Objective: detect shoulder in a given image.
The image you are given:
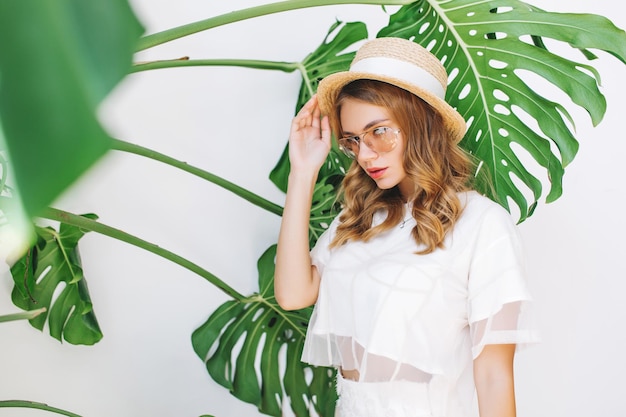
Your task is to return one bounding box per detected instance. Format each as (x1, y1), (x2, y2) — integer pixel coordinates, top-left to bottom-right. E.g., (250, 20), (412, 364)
(454, 191), (520, 247)
(458, 191), (516, 226)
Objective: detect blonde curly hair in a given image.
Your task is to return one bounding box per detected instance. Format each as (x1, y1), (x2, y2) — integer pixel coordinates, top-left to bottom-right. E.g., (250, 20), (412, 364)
(328, 80), (474, 254)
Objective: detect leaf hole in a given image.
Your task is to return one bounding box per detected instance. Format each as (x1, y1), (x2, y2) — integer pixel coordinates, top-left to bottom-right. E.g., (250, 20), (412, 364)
(510, 141), (550, 204)
(474, 160), (484, 177)
(506, 195), (522, 223)
(485, 32), (508, 40)
(304, 367), (314, 385)
(36, 265), (52, 285)
(419, 22), (430, 34)
(254, 333), (266, 388)
(458, 83), (472, 100)
(575, 65), (599, 81)
(488, 59), (508, 70)
(49, 281), (67, 315)
(277, 343), (288, 384)
(510, 104), (553, 142)
(469, 29), (478, 37)
(466, 115), (475, 130)
(229, 331), (248, 382)
(493, 89), (510, 102)
(252, 308), (265, 322)
(494, 104), (511, 115)
(448, 67), (459, 83)
(498, 128), (510, 137)
(475, 129), (483, 142)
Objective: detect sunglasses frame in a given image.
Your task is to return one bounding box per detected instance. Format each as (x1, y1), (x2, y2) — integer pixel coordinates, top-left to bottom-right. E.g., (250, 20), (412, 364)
(338, 126), (401, 159)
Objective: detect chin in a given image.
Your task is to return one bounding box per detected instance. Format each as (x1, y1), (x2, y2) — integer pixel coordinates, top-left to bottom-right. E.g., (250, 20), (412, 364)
(373, 179), (399, 190)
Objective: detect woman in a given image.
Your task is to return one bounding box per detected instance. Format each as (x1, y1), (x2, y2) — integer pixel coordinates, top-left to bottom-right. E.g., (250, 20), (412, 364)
(275, 37), (537, 417)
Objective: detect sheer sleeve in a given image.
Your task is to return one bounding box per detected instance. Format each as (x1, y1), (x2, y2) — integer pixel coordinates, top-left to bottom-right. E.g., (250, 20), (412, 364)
(467, 204), (540, 359)
(309, 213), (341, 277)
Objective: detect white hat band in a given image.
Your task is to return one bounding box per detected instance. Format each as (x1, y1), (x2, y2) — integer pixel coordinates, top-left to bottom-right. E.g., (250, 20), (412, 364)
(350, 56), (446, 99)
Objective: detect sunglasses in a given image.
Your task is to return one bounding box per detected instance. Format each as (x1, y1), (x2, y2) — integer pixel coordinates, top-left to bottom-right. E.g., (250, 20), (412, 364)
(337, 126), (401, 159)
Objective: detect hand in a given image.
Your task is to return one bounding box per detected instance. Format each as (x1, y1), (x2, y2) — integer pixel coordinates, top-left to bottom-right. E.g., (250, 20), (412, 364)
(288, 95), (331, 174)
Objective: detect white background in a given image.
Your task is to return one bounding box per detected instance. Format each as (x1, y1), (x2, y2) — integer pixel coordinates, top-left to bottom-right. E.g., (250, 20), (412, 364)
(1, 1), (625, 416)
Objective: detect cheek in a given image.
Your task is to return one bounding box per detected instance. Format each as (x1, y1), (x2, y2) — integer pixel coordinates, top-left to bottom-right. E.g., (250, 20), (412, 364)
(392, 139), (407, 166)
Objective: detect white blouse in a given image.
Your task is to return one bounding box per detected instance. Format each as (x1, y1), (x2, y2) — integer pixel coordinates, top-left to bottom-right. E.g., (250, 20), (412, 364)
(302, 191), (539, 416)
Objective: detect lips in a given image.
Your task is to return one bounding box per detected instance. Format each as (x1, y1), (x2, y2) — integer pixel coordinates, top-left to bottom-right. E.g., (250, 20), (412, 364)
(367, 167), (387, 179)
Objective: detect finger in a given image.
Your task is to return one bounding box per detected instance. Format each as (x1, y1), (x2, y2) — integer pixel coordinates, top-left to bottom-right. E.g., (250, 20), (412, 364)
(292, 104), (311, 125)
(311, 100), (321, 130)
(320, 115), (332, 147)
(299, 95), (316, 116)
(291, 95), (317, 134)
(291, 112), (308, 138)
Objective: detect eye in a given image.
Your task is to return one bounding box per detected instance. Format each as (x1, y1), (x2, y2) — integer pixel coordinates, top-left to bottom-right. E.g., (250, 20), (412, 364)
(372, 126), (390, 137)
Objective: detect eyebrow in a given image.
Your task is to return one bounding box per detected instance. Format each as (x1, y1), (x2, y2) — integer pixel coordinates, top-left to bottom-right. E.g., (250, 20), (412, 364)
(342, 118), (390, 136)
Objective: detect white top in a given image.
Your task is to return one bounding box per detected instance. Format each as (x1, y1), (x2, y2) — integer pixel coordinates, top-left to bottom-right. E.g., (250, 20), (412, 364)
(302, 191), (539, 416)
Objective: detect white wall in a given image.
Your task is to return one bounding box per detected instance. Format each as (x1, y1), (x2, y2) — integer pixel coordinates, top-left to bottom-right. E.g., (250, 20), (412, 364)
(1, 1), (625, 416)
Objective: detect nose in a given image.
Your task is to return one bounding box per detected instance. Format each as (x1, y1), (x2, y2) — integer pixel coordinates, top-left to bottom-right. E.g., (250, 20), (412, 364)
(357, 141), (378, 161)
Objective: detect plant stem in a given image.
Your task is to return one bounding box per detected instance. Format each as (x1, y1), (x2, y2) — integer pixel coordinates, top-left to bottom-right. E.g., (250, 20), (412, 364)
(131, 58), (299, 74)
(136, 0), (415, 51)
(110, 139), (283, 217)
(0, 307), (46, 323)
(0, 400), (82, 417)
(40, 208), (246, 302)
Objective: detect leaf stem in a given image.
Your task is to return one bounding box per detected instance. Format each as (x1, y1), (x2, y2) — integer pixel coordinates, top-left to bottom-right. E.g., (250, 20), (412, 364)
(131, 58), (300, 74)
(40, 208), (246, 302)
(136, 0), (415, 51)
(0, 307), (47, 323)
(110, 139), (283, 217)
(0, 400), (82, 417)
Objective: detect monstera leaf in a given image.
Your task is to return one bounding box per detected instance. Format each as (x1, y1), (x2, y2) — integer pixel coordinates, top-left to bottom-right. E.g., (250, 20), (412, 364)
(192, 245), (337, 417)
(378, 0), (626, 220)
(271, 1), (626, 222)
(0, 0), (143, 221)
(309, 174), (343, 247)
(10, 214), (102, 345)
(269, 20), (361, 195)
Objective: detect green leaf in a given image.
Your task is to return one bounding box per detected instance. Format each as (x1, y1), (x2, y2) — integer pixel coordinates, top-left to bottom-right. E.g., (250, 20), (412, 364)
(268, 21), (359, 247)
(269, 20), (365, 194)
(192, 245), (337, 417)
(309, 174), (343, 247)
(0, 400), (83, 417)
(0, 0), (144, 220)
(10, 214), (102, 345)
(377, 0), (626, 221)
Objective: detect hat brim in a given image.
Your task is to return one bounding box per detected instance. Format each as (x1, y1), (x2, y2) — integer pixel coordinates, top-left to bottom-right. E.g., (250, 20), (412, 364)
(316, 71), (467, 143)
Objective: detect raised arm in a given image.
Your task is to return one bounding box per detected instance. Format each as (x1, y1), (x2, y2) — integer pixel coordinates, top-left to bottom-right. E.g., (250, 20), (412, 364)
(274, 95), (331, 311)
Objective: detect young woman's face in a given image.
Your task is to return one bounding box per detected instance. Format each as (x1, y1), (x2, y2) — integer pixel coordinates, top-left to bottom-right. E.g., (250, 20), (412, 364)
(339, 98), (414, 199)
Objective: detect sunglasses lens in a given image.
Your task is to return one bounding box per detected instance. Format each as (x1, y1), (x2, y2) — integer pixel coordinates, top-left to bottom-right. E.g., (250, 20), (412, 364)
(338, 138), (358, 159)
(369, 127), (397, 153)
(338, 127), (398, 159)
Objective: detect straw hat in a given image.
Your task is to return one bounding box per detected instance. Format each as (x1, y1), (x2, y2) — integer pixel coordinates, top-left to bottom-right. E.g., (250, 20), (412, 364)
(316, 37), (466, 143)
